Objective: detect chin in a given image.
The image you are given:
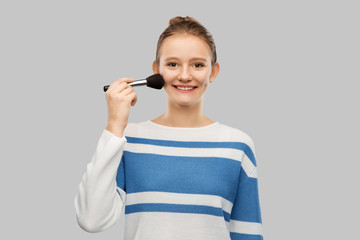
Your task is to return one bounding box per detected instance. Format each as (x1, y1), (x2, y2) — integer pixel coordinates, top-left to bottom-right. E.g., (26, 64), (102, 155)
(177, 102), (193, 107)
(172, 98), (202, 107)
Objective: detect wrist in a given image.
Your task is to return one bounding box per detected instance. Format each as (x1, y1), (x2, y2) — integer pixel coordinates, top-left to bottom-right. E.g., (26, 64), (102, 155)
(105, 123), (126, 138)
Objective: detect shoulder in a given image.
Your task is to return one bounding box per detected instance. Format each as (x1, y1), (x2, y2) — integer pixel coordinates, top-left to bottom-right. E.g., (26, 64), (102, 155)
(123, 121), (147, 137)
(216, 123), (253, 142)
(216, 122), (256, 154)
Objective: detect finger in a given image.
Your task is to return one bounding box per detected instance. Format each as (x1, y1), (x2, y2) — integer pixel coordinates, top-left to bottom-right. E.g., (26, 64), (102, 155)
(123, 78), (135, 84)
(129, 92), (137, 106)
(106, 78), (134, 94)
(120, 86), (134, 96)
(109, 82), (132, 96)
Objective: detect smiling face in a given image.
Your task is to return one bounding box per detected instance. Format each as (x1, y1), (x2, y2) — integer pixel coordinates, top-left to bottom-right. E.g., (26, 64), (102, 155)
(153, 33), (220, 108)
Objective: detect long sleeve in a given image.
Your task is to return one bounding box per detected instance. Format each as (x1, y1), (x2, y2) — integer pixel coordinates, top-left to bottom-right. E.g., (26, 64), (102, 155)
(74, 129), (128, 233)
(230, 138), (263, 239)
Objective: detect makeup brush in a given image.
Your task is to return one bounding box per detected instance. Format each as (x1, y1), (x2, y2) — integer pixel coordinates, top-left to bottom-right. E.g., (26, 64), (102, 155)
(103, 74), (164, 92)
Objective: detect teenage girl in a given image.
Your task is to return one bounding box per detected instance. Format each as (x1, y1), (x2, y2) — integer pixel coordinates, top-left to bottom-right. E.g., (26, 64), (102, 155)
(75, 16), (263, 240)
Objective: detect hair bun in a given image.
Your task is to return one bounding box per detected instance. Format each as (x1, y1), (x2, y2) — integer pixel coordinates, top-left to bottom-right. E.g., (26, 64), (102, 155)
(169, 16), (198, 26)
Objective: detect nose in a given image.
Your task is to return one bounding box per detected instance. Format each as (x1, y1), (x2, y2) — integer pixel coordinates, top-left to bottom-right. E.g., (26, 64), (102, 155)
(178, 66), (192, 82)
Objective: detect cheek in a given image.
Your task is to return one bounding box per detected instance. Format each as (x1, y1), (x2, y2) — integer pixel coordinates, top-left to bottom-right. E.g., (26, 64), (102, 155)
(196, 72), (212, 85)
(159, 69), (177, 85)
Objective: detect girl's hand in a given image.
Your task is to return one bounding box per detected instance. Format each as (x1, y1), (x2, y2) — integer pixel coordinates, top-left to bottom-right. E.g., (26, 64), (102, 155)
(104, 77), (138, 137)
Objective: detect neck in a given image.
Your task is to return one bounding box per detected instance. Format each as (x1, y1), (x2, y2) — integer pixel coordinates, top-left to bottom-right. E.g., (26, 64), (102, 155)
(153, 99), (214, 128)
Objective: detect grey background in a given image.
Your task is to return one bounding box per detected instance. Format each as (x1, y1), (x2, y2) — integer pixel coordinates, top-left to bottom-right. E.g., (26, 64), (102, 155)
(1, 0), (359, 239)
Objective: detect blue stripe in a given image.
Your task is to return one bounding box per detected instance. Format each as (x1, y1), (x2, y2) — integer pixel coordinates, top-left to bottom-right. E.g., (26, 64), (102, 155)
(125, 203), (226, 218)
(230, 232), (263, 240)
(125, 136), (257, 166)
(231, 178), (262, 223)
(243, 145), (256, 167)
(239, 167), (248, 184)
(116, 155), (126, 192)
(123, 152), (240, 202)
(223, 210), (231, 222)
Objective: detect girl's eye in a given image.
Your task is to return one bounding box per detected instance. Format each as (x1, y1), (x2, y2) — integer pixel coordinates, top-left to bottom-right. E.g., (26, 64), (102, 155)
(167, 62), (177, 67)
(194, 63), (204, 68)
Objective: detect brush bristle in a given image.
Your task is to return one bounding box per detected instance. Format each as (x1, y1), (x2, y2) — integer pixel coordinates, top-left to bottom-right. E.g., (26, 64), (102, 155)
(146, 74), (165, 89)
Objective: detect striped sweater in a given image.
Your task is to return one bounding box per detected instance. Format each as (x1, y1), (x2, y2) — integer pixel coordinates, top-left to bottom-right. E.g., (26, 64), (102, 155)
(74, 120), (263, 239)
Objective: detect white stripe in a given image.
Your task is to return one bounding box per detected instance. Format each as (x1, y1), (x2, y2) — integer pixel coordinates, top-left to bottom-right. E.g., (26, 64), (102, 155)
(126, 191), (233, 214)
(230, 219), (262, 235)
(241, 154), (257, 178)
(250, 168), (258, 178)
(125, 212), (232, 239)
(125, 121), (252, 143)
(124, 143), (244, 162)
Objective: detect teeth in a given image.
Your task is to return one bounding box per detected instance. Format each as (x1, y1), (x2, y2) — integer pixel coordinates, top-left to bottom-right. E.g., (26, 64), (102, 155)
(176, 86), (194, 90)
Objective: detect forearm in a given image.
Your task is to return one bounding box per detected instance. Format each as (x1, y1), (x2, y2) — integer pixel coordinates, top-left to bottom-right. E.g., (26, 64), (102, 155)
(74, 129), (127, 233)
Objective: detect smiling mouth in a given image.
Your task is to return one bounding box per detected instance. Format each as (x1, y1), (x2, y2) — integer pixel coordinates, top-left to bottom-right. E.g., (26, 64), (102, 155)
(173, 85), (198, 91)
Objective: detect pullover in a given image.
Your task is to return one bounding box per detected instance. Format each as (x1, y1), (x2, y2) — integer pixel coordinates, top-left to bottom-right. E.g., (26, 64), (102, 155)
(74, 120), (263, 239)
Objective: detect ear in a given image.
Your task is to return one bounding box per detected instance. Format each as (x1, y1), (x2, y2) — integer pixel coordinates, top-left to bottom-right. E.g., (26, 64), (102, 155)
(209, 62), (220, 83)
(152, 61), (160, 74)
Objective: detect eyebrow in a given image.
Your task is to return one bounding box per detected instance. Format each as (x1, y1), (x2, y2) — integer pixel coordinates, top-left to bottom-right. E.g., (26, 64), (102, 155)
(164, 57), (208, 62)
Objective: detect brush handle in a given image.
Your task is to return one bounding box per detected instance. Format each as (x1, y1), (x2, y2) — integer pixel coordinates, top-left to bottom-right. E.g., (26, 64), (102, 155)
(103, 79), (146, 92)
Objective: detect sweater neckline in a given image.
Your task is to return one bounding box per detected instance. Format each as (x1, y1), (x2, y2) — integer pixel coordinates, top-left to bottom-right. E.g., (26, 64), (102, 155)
(146, 120), (219, 130)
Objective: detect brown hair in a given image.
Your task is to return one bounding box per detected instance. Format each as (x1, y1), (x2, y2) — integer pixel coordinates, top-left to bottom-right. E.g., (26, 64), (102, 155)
(155, 16), (217, 67)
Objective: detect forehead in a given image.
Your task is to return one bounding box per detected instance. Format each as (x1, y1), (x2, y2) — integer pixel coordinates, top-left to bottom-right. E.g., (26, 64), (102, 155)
(159, 34), (212, 61)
